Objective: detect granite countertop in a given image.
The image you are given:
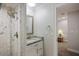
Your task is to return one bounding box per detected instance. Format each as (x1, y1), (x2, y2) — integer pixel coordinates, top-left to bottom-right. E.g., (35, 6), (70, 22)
(26, 37), (43, 46)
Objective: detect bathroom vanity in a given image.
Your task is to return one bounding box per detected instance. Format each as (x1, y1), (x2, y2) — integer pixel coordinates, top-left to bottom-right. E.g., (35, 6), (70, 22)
(25, 36), (44, 56)
(26, 15), (44, 56)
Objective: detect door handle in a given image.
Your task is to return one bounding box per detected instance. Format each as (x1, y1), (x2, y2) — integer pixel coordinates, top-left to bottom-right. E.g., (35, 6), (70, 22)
(14, 32), (18, 38)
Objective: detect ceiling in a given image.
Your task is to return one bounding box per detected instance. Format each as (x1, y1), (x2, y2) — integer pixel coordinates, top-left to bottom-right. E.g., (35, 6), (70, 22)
(1, 3), (19, 10)
(56, 3), (79, 17)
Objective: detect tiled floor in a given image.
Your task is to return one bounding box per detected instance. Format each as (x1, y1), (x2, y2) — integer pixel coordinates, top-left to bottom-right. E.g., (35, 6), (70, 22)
(58, 42), (79, 56)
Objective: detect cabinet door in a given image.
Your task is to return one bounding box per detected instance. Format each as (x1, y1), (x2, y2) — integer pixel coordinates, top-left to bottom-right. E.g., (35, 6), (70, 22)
(25, 44), (38, 56)
(37, 41), (43, 56)
(25, 41), (43, 56)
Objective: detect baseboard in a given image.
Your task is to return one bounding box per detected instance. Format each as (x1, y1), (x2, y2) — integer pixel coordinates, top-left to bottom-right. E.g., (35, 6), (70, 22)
(67, 48), (79, 54)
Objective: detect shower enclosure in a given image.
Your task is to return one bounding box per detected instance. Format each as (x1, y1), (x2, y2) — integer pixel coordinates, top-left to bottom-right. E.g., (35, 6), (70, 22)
(0, 3), (26, 56)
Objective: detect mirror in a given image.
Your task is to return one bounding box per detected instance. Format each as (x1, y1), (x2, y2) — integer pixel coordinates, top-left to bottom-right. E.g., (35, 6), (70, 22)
(26, 15), (34, 35)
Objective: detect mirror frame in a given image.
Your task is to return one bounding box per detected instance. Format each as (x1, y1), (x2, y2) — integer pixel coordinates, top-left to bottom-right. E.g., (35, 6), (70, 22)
(27, 15), (34, 35)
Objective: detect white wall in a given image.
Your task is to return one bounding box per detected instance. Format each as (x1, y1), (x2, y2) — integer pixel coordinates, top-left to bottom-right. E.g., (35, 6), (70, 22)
(68, 10), (79, 52)
(27, 6), (35, 16)
(34, 3), (57, 56)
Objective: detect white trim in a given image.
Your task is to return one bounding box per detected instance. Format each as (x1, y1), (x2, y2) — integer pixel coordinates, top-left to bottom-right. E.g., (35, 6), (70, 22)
(67, 48), (79, 54)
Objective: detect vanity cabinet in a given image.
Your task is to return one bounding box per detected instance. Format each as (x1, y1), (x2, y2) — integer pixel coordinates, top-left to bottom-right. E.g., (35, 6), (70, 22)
(25, 40), (43, 56)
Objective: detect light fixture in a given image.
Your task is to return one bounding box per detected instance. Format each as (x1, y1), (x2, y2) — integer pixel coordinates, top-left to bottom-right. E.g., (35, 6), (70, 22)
(58, 16), (66, 21)
(58, 13), (66, 20)
(58, 29), (64, 35)
(27, 3), (36, 7)
(61, 16), (66, 20)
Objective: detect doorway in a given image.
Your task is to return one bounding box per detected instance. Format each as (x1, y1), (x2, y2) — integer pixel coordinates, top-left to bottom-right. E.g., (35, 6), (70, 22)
(56, 3), (79, 56)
